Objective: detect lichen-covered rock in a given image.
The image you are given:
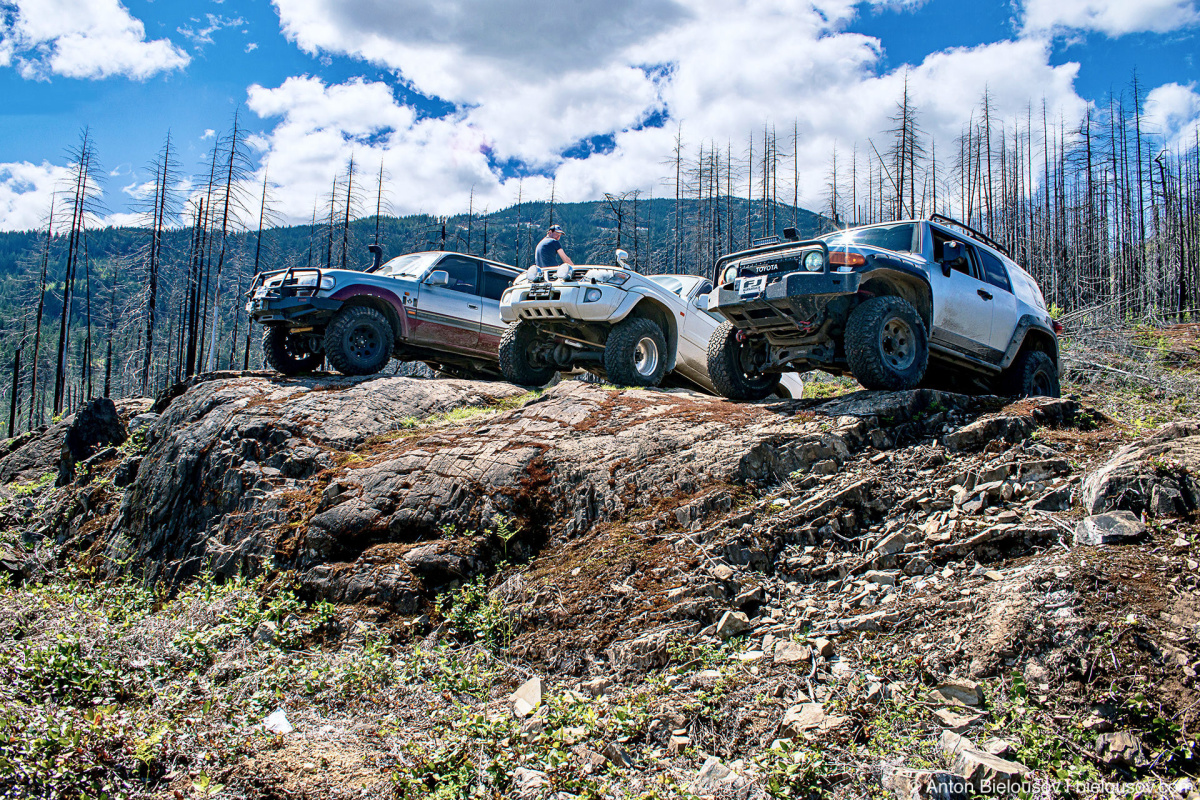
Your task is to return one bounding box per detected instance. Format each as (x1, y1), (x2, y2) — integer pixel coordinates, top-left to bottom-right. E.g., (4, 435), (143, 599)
(1082, 420), (1200, 517)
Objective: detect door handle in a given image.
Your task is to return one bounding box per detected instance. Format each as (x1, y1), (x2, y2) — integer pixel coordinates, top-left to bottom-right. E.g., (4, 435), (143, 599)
(468, 304), (479, 309)
(977, 289), (993, 301)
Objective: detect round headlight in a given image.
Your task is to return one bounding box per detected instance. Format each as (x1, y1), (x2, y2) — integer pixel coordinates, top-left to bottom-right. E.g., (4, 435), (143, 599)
(804, 252), (825, 272)
(584, 287), (603, 302)
(722, 265), (739, 284)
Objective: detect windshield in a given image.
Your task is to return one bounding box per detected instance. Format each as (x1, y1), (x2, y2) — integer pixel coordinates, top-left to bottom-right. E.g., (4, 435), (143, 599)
(649, 275), (704, 297)
(821, 223), (917, 254)
(375, 252), (439, 278)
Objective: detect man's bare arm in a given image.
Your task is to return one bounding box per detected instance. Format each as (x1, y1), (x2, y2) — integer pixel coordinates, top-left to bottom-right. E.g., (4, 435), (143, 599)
(560, 250), (575, 266)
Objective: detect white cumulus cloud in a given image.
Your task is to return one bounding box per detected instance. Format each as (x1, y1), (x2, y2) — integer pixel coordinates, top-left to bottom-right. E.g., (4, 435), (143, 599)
(0, 161), (74, 232)
(245, 0), (1094, 222)
(1144, 82), (1200, 151)
(1021, 0), (1200, 36)
(244, 76), (543, 222)
(3, 0), (190, 80)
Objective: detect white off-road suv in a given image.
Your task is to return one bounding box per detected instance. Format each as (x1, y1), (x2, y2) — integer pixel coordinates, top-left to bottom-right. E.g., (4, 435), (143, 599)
(706, 215), (1063, 399)
(497, 251), (803, 396)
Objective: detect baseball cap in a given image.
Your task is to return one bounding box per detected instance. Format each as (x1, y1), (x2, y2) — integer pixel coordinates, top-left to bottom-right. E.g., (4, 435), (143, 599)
(548, 224), (563, 233)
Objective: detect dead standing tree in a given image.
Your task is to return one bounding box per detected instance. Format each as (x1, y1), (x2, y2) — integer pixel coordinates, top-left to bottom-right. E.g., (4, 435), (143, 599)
(53, 130), (102, 417)
(204, 112), (253, 373)
(241, 166), (281, 369)
(135, 133), (181, 394)
(26, 195), (55, 430)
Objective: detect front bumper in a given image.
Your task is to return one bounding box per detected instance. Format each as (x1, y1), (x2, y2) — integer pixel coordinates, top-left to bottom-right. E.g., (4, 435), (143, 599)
(246, 293), (342, 324)
(713, 270), (861, 332)
(499, 282), (625, 324)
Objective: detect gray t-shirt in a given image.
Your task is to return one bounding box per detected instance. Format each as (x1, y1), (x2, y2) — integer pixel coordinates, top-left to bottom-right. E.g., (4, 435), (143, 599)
(535, 236), (564, 268)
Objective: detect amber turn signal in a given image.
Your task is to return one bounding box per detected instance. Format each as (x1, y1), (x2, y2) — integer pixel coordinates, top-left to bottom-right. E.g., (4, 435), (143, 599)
(828, 251), (866, 266)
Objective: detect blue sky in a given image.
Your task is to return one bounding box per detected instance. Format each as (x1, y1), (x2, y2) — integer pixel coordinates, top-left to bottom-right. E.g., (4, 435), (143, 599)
(1, 0), (1199, 231)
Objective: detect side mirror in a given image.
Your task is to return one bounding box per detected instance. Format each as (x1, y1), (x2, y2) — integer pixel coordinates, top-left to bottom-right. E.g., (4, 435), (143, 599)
(615, 249), (630, 268)
(782, 227), (799, 241)
(942, 241), (966, 277)
(425, 270), (449, 287)
(693, 293), (708, 309)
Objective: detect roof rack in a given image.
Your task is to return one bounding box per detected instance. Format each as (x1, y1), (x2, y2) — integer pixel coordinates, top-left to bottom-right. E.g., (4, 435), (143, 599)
(927, 213), (1010, 257)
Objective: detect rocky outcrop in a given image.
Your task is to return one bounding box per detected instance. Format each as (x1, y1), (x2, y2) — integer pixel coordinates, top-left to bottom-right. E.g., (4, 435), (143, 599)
(90, 377), (1080, 610)
(0, 398), (148, 485)
(4, 376), (1079, 622)
(1082, 420), (1200, 517)
(6, 370), (1199, 798)
(101, 375), (528, 589)
(57, 398), (127, 485)
(0, 420), (71, 484)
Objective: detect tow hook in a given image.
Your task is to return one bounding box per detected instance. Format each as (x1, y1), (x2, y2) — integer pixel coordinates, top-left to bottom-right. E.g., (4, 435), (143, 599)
(735, 330), (748, 343)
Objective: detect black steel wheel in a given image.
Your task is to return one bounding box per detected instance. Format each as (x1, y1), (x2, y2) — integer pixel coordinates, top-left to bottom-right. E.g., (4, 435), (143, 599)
(263, 325), (324, 375)
(324, 306), (393, 376)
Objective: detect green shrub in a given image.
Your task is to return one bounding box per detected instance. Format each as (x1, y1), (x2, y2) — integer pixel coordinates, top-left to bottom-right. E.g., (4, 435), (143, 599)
(435, 573), (513, 652)
(2, 636), (137, 706)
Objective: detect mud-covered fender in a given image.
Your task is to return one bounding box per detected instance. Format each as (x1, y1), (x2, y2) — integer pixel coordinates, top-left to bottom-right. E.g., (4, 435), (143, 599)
(856, 256), (934, 329)
(1000, 315), (1059, 369)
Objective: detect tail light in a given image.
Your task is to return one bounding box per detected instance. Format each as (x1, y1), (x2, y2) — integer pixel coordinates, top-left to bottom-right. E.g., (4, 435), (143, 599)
(828, 251), (866, 267)
(1052, 320), (1065, 334)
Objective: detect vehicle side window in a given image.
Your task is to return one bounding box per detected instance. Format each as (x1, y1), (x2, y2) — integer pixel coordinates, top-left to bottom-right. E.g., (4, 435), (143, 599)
(933, 232), (972, 276)
(436, 256), (480, 295)
(948, 243), (985, 281)
(977, 250), (1013, 293)
(482, 269), (513, 301)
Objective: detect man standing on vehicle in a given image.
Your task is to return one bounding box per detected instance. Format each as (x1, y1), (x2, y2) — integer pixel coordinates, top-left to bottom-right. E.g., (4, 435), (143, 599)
(535, 224), (575, 269)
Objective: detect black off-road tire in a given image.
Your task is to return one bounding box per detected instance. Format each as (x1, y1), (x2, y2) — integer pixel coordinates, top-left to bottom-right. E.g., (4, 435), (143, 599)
(845, 296), (929, 390)
(324, 306), (394, 376)
(604, 317), (669, 387)
(706, 320), (781, 401)
(498, 321), (557, 386)
(999, 349), (1060, 398)
(263, 325), (324, 375)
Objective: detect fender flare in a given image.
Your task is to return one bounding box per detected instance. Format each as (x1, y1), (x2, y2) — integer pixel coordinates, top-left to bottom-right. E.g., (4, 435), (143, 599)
(608, 288), (681, 371)
(856, 257), (934, 329)
(329, 286), (409, 341)
(1000, 315), (1059, 369)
